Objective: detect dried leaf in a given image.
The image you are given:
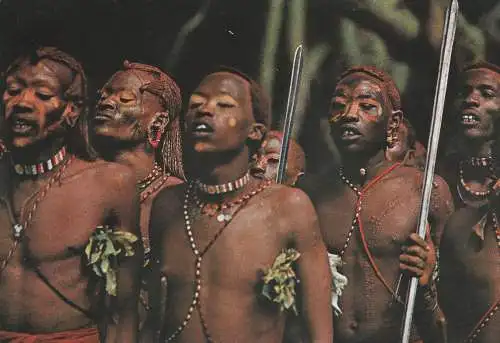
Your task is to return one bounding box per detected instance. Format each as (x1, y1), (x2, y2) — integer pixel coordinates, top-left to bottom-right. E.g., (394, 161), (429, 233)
(261, 249), (301, 315)
(84, 226), (138, 296)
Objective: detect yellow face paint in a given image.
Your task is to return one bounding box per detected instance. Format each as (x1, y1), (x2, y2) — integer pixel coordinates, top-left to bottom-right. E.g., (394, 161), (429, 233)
(228, 117), (237, 127)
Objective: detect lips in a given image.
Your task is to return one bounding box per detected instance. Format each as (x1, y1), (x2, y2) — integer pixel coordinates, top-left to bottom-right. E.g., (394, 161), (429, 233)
(190, 120), (214, 137)
(93, 111), (115, 122)
(11, 117), (35, 135)
(460, 111), (480, 126)
(338, 124), (361, 140)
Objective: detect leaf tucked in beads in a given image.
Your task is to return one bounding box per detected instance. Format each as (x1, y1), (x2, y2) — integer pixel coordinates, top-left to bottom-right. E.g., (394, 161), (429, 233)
(261, 248), (301, 315)
(84, 226), (138, 296)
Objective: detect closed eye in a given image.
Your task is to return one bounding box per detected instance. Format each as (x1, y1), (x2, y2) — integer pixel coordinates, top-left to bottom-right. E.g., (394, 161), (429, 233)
(218, 102), (235, 108)
(36, 92), (54, 101)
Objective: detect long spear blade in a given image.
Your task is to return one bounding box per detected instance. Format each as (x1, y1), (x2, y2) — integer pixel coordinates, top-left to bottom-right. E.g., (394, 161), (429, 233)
(401, 0), (458, 342)
(276, 45), (304, 184)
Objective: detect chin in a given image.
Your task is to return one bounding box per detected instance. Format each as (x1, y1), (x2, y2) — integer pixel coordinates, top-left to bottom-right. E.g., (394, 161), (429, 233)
(461, 128), (489, 141)
(10, 136), (40, 149)
(336, 141), (366, 155)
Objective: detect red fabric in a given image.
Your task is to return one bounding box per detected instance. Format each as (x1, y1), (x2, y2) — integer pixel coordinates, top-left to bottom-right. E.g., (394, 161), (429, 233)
(0, 327), (99, 343)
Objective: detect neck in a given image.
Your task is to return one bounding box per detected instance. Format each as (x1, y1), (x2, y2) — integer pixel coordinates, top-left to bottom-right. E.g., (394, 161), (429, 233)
(193, 147), (250, 186)
(114, 143), (156, 182)
(341, 148), (387, 185)
(12, 137), (66, 165)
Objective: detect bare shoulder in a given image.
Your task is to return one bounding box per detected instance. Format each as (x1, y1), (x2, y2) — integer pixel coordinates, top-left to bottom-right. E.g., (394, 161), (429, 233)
(266, 183), (315, 209)
(264, 183), (318, 230)
(151, 182), (186, 217)
(65, 157), (136, 187)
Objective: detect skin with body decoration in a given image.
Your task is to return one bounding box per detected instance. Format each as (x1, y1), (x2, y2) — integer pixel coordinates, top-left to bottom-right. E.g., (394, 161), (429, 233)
(92, 62), (185, 336)
(439, 64), (500, 343)
(0, 48), (142, 343)
(253, 130), (306, 186)
(301, 67), (454, 343)
(146, 70), (333, 343)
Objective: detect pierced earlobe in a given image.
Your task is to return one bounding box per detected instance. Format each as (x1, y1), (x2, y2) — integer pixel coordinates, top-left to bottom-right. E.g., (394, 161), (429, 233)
(148, 112), (170, 149)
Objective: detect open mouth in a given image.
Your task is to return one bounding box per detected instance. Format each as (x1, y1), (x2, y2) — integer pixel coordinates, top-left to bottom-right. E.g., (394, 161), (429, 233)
(191, 121), (214, 136)
(12, 118), (35, 134)
(460, 112), (480, 126)
(339, 125), (361, 139)
(93, 111), (115, 122)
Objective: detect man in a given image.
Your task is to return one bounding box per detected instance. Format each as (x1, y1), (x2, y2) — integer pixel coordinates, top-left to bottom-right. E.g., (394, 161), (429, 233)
(146, 69), (333, 342)
(302, 65), (454, 343)
(439, 61), (500, 343)
(0, 47), (141, 342)
(92, 60), (185, 330)
(252, 130), (306, 186)
(92, 60), (184, 261)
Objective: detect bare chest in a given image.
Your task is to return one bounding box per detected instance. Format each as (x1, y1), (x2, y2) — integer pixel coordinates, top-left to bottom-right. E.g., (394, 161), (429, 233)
(452, 229), (500, 299)
(2, 177), (109, 261)
(317, 177), (421, 257)
(162, 202), (289, 291)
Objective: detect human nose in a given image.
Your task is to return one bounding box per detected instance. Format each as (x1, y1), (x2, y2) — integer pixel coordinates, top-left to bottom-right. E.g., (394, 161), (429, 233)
(8, 89), (36, 117)
(464, 89), (480, 108)
(342, 102), (360, 122)
(97, 95), (117, 112)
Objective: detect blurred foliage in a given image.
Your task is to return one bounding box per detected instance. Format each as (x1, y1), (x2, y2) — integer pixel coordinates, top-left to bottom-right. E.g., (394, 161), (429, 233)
(0, 0), (498, 171)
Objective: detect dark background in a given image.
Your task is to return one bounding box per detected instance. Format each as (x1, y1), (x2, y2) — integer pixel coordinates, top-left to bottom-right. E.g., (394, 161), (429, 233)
(1, 0), (499, 171)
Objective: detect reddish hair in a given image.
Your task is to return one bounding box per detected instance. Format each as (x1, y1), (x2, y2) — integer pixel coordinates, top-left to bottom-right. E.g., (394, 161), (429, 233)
(463, 61), (500, 75)
(338, 65), (401, 111)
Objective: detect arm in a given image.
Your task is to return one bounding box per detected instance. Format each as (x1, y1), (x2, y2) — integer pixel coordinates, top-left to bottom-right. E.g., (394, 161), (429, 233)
(140, 190), (174, 343)
(289, 189), (333, 343)
(399, 176), (454, 343)
(104, 165), (143, 343)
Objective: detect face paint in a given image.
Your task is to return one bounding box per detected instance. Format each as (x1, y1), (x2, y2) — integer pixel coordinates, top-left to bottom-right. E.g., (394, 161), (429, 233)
(228, 116), (237, 128)
(3, 60), (70, 148)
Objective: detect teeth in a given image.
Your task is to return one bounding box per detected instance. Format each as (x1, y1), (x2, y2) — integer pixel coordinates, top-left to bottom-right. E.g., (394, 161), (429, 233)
(342, 129), (355, 136)
(195, 124), (208, 130)
(462, 114), (477, 123)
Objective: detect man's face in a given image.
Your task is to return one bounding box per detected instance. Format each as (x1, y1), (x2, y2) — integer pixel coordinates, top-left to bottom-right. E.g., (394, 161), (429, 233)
(329, 73), (390, 155)
(93, 71), (162, 142)
(185, 72), (256, 154)
(455, 68), (500, 141)
(255, 134), (304, 186)
(2, 60), (71, 148)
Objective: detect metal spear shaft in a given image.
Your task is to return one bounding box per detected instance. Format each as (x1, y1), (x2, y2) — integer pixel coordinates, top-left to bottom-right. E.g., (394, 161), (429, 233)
(276, 45), (304, 184)
(400, 1), (458, 342)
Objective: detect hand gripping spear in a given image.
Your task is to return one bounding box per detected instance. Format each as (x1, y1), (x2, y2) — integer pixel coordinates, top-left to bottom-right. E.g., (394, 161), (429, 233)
(400, 1), (458, 342)
(276, 45), (304, 184)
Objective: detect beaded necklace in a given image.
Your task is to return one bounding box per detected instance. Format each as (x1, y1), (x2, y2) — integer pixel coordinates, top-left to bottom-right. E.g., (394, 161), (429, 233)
(338, 162), (403, 303)
(464, 211), (500, 342)
(164, 178), (271, 342)
(13, 146), (67, 176)
(0, 155), (74, 276)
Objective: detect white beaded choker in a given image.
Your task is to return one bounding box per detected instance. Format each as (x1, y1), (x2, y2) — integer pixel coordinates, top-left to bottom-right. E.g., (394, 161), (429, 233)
(195, 171), (250, 195)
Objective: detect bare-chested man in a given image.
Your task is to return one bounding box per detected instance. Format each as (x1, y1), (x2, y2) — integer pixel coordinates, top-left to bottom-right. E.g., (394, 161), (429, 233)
(91, 60), (185, 331)
(252, 130), (305, 187)
(146, 68), (333, 343)
(0, 47), (142, 342)
(439, 61), (500, 343)
(92, 60), (185, 261)
(302, 66), (454, 343)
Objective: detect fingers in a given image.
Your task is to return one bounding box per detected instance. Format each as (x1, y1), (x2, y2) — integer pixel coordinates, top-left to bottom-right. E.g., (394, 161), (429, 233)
(399, 263), (424, 277)
(401, 244), (428, 262)
(408, 233), (430, 251)
(399, 253), (426, 271)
